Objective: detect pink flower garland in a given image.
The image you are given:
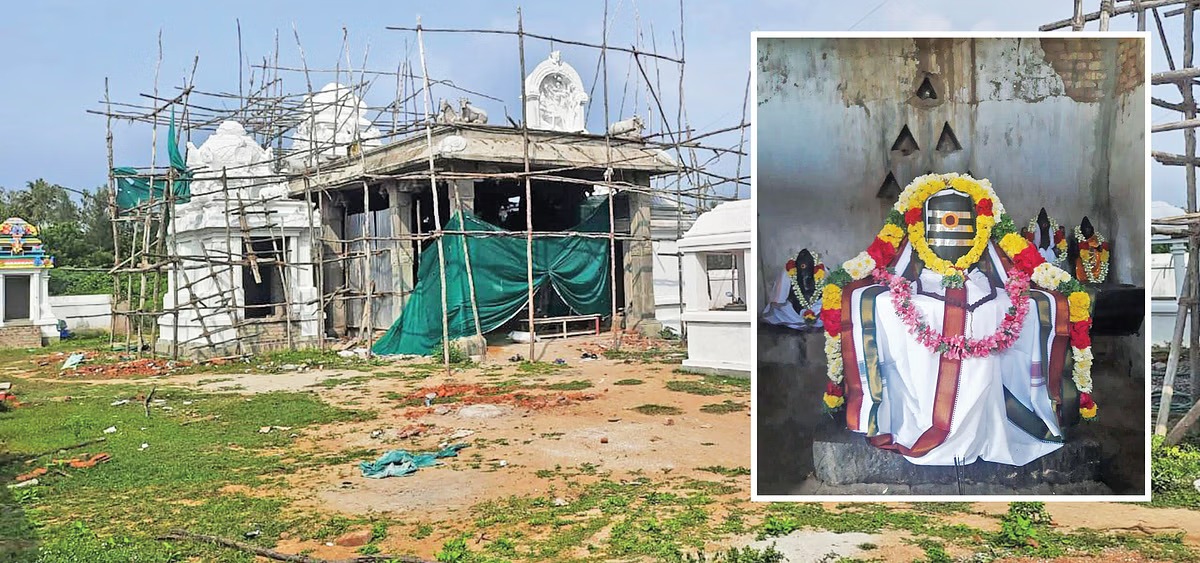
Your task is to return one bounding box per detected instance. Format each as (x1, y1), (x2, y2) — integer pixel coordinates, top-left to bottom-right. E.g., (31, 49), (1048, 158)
(872, 268), (1032, 360)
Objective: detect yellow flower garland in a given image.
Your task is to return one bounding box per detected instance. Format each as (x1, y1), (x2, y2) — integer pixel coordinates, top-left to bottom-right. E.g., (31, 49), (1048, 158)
(822, 284), (842, 311)
(878, 223), (905, 246)
(898, 176), (996, 278)
(1068, 291), (1091, 323)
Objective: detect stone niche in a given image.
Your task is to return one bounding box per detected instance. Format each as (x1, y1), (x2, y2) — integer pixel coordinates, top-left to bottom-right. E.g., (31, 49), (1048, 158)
(0, 217), (59, 347)
(157, 121), (319, 357)
(523, 51), (589, 133)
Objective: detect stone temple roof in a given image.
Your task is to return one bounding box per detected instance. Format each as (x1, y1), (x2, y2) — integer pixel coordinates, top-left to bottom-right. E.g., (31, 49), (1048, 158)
(288, 124), (679, 195)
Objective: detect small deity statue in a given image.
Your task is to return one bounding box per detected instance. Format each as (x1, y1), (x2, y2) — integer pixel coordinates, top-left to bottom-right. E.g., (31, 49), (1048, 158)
(1021, 208), (1066, 266)
(761, 249), (825, 330)
(1070, 216), (1110, 284)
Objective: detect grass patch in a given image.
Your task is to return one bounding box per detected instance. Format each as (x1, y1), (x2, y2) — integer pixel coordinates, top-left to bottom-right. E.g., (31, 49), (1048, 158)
(613, 378), (644, 386)
(700, 400), (746, 414)
(0, 380), (370, 561)
(544, 380), (592, 391)
(666, 374), (750, 397)
(632, 404), (683, 416)
(699, 466), (750, 477)
(601, 344), (685, 364)
(516, 361), (564, 376)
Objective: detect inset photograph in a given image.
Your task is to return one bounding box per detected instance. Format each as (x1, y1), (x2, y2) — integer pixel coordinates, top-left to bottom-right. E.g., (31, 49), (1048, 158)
(753, 34), (1148, 498)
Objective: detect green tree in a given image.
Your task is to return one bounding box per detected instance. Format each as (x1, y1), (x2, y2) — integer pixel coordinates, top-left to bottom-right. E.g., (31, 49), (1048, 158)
(0, 179), (118, 295)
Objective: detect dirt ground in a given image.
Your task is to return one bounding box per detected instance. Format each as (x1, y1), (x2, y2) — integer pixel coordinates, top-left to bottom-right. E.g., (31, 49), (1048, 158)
(24, 334), (1200, 562)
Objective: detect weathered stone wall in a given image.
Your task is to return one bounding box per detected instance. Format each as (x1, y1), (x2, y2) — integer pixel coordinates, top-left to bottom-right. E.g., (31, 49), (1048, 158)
(756, 37), (1145, 297)
(755, 37), (1146, 494)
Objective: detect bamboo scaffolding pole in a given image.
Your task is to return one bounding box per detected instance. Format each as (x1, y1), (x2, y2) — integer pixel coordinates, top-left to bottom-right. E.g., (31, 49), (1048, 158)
(416, 19), (453, 372)
(603, 0), (620, 341)
(518, 9), (537, 362)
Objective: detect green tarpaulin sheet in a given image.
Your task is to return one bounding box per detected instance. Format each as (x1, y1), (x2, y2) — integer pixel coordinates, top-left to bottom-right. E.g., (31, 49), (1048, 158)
(115, 109), (192, 210)
(372, 198), (612, 356)
(359, 443), (469, 479)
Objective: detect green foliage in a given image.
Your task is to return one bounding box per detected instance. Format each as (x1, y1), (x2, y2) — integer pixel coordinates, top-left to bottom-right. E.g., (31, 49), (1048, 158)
(48, 269), (114, 296)
(992, 213), (1017, 239)
(0, 383), (366, 561)
(995, 502), (1050, 549)
(0, 180), (117, 276)
(435, 535), (512, 563)
(1153, 243), (1173, 254)
(429, 341), (471, 364)
(826, 268), (852, 288)
(1151, 435), (1200, 507)
(700, 400), (746, 414)
(914, 538), (951, 563)
(886, 208), (904, 227)
(659, 326), (682, 340)
(633, 404), (684, 416)
(699, 466), (750, 477)
(614, 378), (644, 385)
(544, 380), (592, 391)
(677, 544), (786, 563)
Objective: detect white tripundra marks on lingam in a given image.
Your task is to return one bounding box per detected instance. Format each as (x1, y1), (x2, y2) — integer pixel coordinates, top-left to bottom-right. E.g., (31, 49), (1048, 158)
(821, 173), (1097, 467)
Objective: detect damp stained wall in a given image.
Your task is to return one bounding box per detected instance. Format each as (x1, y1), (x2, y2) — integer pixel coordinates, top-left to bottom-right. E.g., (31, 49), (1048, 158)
(755, 37), (1146, 311)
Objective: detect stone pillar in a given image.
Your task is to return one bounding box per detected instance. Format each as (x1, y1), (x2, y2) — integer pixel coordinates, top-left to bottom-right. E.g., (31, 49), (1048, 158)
(387, 183), (417, 312)
(320, 198), (347, 336)
(624, 182), (661, 335)
(449, 179), (475, 214)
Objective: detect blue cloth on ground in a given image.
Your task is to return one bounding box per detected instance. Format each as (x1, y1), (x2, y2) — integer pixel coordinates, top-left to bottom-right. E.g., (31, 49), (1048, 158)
(358, 443), (469, 479)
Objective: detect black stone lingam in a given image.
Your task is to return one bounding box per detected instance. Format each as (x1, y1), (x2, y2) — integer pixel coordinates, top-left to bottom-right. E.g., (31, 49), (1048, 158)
(1035, 208), (1053, 250)
(787, 249), (818, 314)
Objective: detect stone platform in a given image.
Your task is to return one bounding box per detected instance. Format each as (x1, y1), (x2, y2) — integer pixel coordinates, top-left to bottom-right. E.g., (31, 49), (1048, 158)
(810, 429), (1109, 495)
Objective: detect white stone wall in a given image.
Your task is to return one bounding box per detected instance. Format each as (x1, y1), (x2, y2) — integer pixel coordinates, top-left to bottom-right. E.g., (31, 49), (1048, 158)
(49, 294), (112, 331)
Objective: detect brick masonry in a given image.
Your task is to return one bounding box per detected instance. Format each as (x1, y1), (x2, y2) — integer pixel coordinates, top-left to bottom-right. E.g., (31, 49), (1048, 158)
(0, 324), (44, 348)
(1116, 38), (1146, 95)
(1039, 38), (1145, 102)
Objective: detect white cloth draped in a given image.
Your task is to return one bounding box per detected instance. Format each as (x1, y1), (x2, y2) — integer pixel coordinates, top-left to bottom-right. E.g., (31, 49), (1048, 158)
(849, 244), (1063, 466)
(761, 270), (822, 330)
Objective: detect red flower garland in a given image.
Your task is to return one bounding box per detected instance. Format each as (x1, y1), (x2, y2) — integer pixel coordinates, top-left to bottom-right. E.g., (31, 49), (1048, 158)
(826, 381), (844, 397)
(1070, 318), (1092, 349)
(975, 198), (994, 217)
(867, 237), (896, 268)
(820, 307), (841, 337)
(1079, 392), (1095, 410)
(904, 208), (922, 226)
(1013, 245), (1046, 274)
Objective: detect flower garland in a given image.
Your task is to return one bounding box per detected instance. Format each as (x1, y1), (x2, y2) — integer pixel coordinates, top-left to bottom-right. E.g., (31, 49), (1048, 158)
(820, 173), (1097, 421)
(873, 267), (1032, 359)
(1024, 217), (1067, 266)
(1074, 227), (1110, 284)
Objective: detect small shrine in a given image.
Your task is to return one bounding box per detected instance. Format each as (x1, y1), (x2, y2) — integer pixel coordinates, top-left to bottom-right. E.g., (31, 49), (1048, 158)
(0, 218), (59, 347)
(158, 120), (320, 357)
(678, 199), (752, 376)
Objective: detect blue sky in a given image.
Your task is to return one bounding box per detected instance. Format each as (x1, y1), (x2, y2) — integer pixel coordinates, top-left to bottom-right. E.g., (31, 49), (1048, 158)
(0, 1), (1183, 204)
